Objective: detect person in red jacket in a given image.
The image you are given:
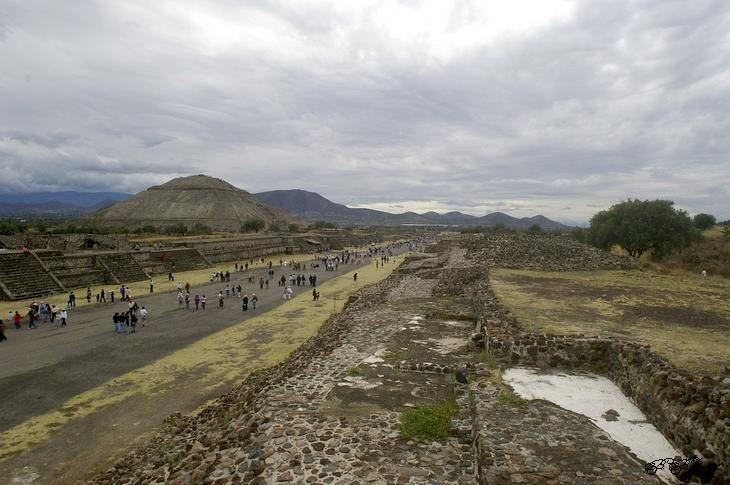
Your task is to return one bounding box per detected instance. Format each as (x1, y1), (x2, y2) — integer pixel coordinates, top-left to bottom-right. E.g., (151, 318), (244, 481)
(13, 311), (22, 329)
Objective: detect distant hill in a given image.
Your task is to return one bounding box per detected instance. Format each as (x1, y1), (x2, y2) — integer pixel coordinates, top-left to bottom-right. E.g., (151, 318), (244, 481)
(0, 192), (130, 217)
(89, 175), (296, 231)
(254, 189), (567, 229)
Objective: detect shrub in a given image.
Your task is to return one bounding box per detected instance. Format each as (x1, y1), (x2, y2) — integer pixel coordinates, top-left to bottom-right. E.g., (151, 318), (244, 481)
(241, 218), (266, 233)
(693, 213), (717, 230)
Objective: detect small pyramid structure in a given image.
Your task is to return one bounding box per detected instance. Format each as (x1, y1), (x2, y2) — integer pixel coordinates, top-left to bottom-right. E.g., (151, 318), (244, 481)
(89, 175), (296, 231)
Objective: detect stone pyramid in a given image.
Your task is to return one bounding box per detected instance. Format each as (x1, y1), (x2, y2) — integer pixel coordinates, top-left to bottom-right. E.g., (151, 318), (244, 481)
(90, 174), (296, 231)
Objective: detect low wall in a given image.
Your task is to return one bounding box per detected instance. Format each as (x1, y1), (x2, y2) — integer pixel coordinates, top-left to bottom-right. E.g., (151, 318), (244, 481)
(474, 279), (729, 482)
(172, 236), (296, 263)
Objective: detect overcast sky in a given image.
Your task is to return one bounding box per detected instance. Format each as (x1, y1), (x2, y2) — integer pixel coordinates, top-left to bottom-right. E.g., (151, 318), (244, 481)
(1, 0), (729, 224)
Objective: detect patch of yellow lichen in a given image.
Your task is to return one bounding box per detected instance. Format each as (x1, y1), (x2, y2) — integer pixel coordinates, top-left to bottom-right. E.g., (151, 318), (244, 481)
(490, 268), (730, 375)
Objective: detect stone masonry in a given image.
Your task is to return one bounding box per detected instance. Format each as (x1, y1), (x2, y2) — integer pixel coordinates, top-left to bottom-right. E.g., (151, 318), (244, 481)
(90, 241), (666, 484)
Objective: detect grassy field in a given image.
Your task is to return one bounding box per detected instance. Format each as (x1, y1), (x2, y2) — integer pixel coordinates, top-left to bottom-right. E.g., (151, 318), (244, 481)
(0, 252), (317, 317)
(490, 268), (730, 375)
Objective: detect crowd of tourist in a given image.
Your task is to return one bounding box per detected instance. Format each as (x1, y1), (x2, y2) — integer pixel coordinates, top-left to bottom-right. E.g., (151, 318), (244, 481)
(0, 241), (411, 344)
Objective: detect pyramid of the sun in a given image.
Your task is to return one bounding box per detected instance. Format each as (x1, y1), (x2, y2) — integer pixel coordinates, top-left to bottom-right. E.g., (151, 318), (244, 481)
(90, 174), (295, 231)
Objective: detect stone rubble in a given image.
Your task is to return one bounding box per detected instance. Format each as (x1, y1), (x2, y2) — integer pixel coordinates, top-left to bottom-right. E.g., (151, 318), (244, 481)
(467, 233), (634, 271)
(88, 240), (721, 485)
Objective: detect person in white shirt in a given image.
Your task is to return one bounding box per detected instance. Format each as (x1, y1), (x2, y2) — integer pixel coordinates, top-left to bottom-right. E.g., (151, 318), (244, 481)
(139, 307), (148, 326)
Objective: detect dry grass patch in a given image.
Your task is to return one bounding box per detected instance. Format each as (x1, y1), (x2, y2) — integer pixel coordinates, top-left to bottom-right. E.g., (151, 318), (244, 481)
(490, 268), (730, 375)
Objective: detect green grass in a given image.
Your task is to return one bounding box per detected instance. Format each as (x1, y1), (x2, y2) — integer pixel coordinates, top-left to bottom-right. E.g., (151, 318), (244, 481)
(497, 390), (528, 409)
(383, 350), (412, 361)
(590, 361), (608, 375)
(347, 367), (365, 377)
(479, 352), (499, 369)
(399, 400), (459, 441)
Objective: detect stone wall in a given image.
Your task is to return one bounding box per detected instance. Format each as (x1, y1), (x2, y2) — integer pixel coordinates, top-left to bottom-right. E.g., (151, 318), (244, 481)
(89, 273), (400, 484)
(40, 252), (110, 288)
(474, 278), (729, 482)
(467, 233), (633, 271)
(173, 236), (294, 263)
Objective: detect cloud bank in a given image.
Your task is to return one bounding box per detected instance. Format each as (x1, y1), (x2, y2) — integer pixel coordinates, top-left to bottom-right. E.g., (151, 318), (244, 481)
(1, 0), (729, 223)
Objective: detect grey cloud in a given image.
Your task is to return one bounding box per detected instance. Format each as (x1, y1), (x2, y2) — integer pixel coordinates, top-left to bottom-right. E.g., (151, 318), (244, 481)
(0, 0), (728, 221)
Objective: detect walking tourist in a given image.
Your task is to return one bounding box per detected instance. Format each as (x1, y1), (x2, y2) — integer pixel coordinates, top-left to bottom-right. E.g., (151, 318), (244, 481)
(60, 309), (68, 327)
(218, 292), (224, 308)
(251, 293), (257, 310)
(201, 295), (207, 309)
(242, 294), (248, 311)
(149, 279), (154, 293)
(0, 319), (7, 342)
(140, 306), (148, 326)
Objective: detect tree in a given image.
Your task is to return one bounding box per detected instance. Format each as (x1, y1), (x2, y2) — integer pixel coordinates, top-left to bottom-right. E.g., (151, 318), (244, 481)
(569, 227), (587, 243)
(190, 223), (212, 235)
(527, 224), (543, 233)
(693, 213), (716, 231)
(288, 223), (300, 233)
(241, 218), (266, 233)
(164, 223), (188, 235)
(588, 199), (698, 259)
(310, 220), (337, 230)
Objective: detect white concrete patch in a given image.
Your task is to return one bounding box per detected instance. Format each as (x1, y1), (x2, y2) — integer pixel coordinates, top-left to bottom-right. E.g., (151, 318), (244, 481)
(443, 320), (470, 328)
(10, 466), (40, 484)
(337, 376), (382, 390)
(503, 367), (681, 484)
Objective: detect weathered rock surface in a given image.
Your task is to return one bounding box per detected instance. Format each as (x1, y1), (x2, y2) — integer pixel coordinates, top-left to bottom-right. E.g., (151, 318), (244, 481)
(467, 233), (633, 271)
(89, 240), (724, 485)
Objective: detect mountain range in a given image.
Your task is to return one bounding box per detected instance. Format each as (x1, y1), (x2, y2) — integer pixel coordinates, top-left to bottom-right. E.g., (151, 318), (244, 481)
(253, 189), (567, 229)
(0, 192), (130, 217)
(0, 186), (568, 229)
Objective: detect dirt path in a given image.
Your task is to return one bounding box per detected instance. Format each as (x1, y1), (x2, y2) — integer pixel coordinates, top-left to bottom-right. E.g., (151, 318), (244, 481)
(0, 252), (405, 484)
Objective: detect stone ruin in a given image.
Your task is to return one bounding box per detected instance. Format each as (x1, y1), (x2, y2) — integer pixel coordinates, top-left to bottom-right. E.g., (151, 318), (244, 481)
(467, 232), (634, 271)
(85, 236), (728, 484)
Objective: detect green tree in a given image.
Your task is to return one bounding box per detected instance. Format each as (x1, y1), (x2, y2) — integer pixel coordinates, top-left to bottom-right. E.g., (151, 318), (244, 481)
(190, 223), (212, 235)
(527, 224), (543, 233)
(241, 218), (266, 233)
(164, 223), (188, 235)
(569, 227), (587, 243)
(588, 199), (698, 259)
(310, 220), (337, 230)
(693, 213), (716, 230)
(288, 223), (300, 233)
